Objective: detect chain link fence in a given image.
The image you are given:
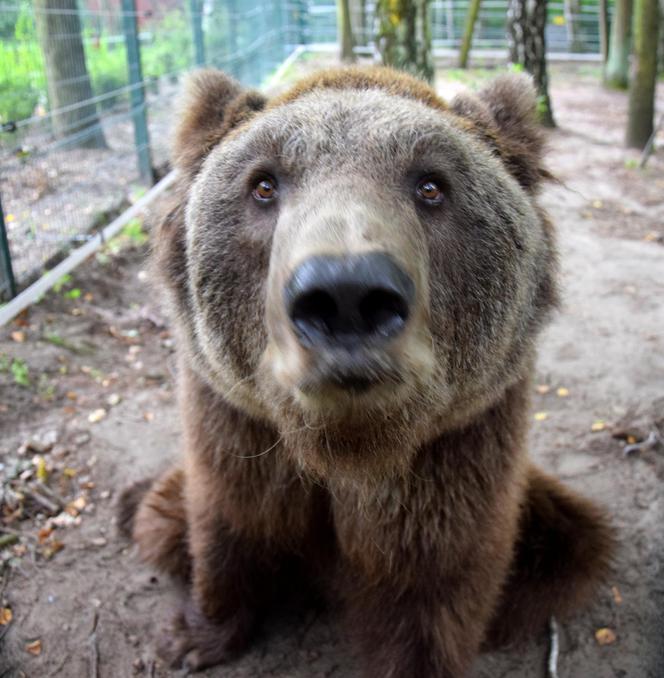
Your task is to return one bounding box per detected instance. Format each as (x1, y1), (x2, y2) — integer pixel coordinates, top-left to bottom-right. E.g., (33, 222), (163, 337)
(0, 0), (608, 301)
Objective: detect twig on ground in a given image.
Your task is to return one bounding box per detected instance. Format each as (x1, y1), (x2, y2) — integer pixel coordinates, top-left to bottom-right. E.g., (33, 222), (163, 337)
(547, 616), (559, 678)
(22, 486), (61, 514)
(89, 609), (99, 678)
(623, 430), (662, 456)
(0, 534), (19, 549)
(0, 525), (37, 542)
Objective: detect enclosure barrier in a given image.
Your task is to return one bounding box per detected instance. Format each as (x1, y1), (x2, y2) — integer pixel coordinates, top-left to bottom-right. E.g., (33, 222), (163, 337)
(0, 0), (610, 306)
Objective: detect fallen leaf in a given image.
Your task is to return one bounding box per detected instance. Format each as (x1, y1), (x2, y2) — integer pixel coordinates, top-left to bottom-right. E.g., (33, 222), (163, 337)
(91, 537), (107, 547)
(643, 231), (659, 242)
(143, 411), (154, 422)
(611, 586), (623, 605)
(38, 526), (54, 544)
(556, 387), (569, 397)
(65, 391), (78, 401)
(25, 639), (42, 655)
(534, 412), (548, 421)
(41, 540), (64, 559)
(83, 293), (94, 302)
(595, 627), (616, 645)
(88, 408), (107, 423)
(536, 384), (550, 395)
(591, 421), (606, 432)
(0, 607), (12, 625)
(63, 467), (77, 478)
(65, 496), (87, 516)
(611, 427), (645, 444)
(107, 393), (121, 407)
(10, 331), (25, 343)
(592, 199), (604, 209)
(35, 456), (48, 483)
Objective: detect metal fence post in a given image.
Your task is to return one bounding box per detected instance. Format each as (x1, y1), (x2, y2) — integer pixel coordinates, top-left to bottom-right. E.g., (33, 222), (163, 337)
(190, 0), (206, 66)
(121, 0), (154, 185)
(226, 0), (239, 80)
(0, 194), (17, 301)
(297, 0), (307, 46)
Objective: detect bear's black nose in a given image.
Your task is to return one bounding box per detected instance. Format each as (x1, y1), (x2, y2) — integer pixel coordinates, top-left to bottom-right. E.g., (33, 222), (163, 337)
(284, 253), (415, 349)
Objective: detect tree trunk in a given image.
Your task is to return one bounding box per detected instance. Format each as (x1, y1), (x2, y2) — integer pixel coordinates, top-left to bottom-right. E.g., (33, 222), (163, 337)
(626, 0), (660, 148)
(459, 0), (482, 68)
(598, 0), (609, 62)
(564, 0), (583, 52)
(376, 0), (434, 83)
(507, 0), (555, 127)
(604, 0), (633, 88)
(34, 0), (107, 148)
(338, 0), (356, 62)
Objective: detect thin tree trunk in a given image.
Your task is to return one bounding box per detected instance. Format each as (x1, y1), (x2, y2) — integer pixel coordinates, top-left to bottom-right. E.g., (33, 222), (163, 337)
(599, 0), (609, 62)
(604, 0), (633, 88)
(626, 0), (660, 148)
(355, 0), (369, 47)
(34, 0), (107, 148)
(459, 0), (482, 68)
(338, 0), (356, 62)
(507, 0), (555, 127)
(446, 0), (455, 42)
(564, 0), (583, 52)
(376, 0), (434, 83)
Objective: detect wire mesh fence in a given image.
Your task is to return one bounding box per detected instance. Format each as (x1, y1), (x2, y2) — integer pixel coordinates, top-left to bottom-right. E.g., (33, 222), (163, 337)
(0, 0), (608, 301)
(0, 0), (304, 299)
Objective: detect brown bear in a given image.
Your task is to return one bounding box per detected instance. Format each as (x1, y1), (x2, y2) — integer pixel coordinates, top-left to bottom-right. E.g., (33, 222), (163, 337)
(119, 66), (615, 676)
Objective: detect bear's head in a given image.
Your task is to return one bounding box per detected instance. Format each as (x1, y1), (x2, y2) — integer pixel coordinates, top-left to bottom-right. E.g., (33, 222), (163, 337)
(156, 66), (557, 480)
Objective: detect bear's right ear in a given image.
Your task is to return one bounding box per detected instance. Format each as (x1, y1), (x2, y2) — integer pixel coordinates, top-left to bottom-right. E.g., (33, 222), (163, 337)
(173, 69), (267, 179)
(450, 73), (548, 192)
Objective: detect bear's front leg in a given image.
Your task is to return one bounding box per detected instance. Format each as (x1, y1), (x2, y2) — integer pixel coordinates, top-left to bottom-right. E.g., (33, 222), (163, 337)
(332, 440), (524, 678)
(343, 573), (491, 678)
(158, 369), (322, 670)
(159, 458), (276, 670)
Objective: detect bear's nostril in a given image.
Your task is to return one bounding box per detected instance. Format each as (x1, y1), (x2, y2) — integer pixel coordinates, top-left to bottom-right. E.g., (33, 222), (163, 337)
(359, 289), (409, 337)
(291, 290), (338, 341)
(284, 253), (414, 349)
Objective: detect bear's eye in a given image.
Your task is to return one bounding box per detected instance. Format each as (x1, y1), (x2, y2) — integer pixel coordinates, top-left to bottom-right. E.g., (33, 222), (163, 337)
(252, 177), (278, 203)
(416, 178), (444, 205)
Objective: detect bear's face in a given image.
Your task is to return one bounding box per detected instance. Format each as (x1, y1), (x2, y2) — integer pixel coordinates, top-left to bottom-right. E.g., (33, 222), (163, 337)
(164, 68), (557, 479)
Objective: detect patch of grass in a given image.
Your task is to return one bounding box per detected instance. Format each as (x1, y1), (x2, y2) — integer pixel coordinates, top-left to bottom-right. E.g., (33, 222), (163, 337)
(10, 358), (30, 387)
(52, 274), (72, 294)
(64, 288), (82, 300)
(122, 218), (148, 246)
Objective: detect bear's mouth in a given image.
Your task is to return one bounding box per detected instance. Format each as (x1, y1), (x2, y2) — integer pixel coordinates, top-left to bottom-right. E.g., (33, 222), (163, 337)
(297, 348), (403, 396)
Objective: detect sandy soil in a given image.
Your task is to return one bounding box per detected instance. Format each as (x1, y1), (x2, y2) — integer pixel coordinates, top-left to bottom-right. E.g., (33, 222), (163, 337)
(0, 65), (663, 678)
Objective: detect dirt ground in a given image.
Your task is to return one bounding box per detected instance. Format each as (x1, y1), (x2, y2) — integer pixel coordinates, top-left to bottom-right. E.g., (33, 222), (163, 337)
(1, 63), (663, 678)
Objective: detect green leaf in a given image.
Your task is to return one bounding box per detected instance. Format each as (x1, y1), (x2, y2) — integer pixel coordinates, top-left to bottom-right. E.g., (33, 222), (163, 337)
(10, 359), (30, 387)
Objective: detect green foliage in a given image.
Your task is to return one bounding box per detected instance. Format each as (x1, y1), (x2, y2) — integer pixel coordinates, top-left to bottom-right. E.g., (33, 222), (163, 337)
(10, 358), (30, 387)
(0, 8), (192, 123)
(122, 217), (148, 246)
(0, 3), (45, 123)
(53, 274), (72, 293)
(64, 287), (82, 299)
(51, 273), (82, 299)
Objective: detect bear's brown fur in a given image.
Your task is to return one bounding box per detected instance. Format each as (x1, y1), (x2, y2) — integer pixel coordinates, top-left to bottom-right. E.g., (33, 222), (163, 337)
(119, 65), (614, 675)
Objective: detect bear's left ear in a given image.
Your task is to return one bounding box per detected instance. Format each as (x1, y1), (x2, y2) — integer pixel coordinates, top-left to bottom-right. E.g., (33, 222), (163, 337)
(450, 73), (548, 192)
(173, 69), (267, 179)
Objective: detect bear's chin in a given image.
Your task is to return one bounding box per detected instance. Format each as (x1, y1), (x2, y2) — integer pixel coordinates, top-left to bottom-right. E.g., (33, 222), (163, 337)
(279, 407), (422, 482)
